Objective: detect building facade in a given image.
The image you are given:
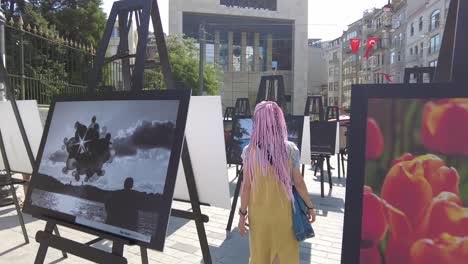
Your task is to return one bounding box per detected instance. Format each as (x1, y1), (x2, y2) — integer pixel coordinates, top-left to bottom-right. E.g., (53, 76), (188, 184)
(323, 0), (449, 109)
(169, 0), (308, 114)
(324, 38), (342, 107)
(307, 39), (327, 98)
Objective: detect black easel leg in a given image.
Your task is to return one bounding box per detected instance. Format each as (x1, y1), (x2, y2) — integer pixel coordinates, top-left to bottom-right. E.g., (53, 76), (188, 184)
(181, 140), (212, 264)
(34, 222), (55, 264)
(301, 164), (305, 177)
(314, 160), (319, 176)
(341, 153), (346, 178)
(226, 171), (243, 232)
(320, 158), (324, 198)
(112, 241), (124, 256)
(326, 157), (333, 190)
(337, 154), (341, 179)
(140, 247), (149, 264)
(10, 184), (29, 243)
(53, 226), (68, 258)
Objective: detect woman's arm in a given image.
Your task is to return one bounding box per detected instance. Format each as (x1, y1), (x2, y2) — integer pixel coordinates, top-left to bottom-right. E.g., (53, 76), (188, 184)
(292, 167), (314, 209)
(238, 171), (251, 236)
(292, 167), (316, 223)
(240, 173), (251, 214)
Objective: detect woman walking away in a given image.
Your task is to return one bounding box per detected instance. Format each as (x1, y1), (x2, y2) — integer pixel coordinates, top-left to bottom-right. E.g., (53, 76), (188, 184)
(238, 101), (316, 264)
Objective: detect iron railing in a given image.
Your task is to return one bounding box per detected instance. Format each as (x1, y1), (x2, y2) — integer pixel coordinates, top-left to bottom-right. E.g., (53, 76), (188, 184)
(5, 16), (122, 104)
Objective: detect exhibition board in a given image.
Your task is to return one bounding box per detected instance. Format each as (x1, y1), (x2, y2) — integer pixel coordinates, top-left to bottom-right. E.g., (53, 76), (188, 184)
(23, 90), (191, 252)
(227, 115), (308, 166)
(174, 96), (231, 210)
(0, 100), (43, 174)
(343, 83), (468, 264)
(310, 121), (340, 155)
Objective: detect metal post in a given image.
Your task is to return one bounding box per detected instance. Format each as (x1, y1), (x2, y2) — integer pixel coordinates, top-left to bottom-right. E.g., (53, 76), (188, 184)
(19, 17), (25, 100)
(0, 3), (6, 101)
(198, 23), (206, 95)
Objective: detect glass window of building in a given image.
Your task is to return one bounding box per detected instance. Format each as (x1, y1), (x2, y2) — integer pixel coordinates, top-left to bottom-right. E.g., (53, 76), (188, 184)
(429, 34), (441, 54)
(410, 47), (413, 55)
(430, 10), (441, 31)
(410, 23), (415, 36)
(419, 16), (424, 31)
(429, 60), (438, 67)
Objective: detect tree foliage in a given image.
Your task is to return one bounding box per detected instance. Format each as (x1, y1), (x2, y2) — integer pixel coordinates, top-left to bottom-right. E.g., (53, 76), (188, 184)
(2, 0), (106, 47)
(145, 35), (221, 95)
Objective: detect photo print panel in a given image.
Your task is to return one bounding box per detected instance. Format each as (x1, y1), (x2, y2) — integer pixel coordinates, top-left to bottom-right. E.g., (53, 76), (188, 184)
(285, 116), (304, 151)
(342, 83), (468, 264)
(228, 116), (253, 165)
(310, 121), (339, 155)
(300, 116), (311, 165)
(0, 100), (43, 174)
(23, 90), (191, 251)
(174, 96), (231, 209)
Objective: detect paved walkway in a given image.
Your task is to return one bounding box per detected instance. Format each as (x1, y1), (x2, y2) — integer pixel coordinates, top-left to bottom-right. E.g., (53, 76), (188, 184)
(0, 160), (346, 264)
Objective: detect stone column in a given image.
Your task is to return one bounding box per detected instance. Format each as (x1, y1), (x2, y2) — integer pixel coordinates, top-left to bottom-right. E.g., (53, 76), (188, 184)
(266, 33), (273, 71)
(228, 31), (234, 72)
(241, 32), (247, 72)
(214, 31), (220, 65)
(253, 33), (260, 71)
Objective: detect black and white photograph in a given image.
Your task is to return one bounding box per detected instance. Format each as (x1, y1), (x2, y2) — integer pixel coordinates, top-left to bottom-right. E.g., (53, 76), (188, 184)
(310, 121), (338, 155)
(285, 116), (304, 151)
(228, 117), (253, 165)
(24, 94), (190, 251)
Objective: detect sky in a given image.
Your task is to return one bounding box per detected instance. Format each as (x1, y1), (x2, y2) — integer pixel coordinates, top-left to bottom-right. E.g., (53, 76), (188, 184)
(102, 0), (389, 41)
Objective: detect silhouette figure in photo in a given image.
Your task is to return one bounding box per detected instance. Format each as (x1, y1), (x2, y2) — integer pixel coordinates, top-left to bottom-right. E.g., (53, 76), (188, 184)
(104, 177), (139, 231)
(61, 116), (114, 181)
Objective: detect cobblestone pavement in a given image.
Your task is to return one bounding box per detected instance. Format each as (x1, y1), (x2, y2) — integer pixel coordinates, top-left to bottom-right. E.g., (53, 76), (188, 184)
(0, 159), (346, 264)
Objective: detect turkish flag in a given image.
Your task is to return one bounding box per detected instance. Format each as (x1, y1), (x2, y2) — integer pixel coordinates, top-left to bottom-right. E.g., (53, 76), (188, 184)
(365, 38), (379, 60)
(350, 39), (361, 54)
(378, 72), (393, 83)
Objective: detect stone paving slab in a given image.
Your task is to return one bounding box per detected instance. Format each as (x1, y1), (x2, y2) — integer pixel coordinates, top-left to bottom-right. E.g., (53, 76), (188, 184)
(0, 159), (346, 264)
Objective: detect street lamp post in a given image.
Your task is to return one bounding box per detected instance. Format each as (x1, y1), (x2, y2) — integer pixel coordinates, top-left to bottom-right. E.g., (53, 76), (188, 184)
(0, 0), (6, 101)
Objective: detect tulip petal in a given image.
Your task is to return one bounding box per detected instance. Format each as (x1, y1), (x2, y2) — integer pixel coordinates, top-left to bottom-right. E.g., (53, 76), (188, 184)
(366, 118), (384, 160)
(362, 191), (388, 243)
(426, 166), (460, 197)
(360, 246), (382, 264)
(381, 163), (433, 228)
(410, 233), (468, 264)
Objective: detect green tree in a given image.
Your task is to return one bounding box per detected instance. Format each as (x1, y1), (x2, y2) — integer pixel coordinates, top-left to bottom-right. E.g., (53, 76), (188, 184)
(146, 35), (221, 95)
(2, 0), (106, 47)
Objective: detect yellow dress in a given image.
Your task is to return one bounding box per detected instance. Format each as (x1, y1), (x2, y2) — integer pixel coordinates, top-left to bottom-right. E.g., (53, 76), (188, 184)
(246, 144), (299, 264)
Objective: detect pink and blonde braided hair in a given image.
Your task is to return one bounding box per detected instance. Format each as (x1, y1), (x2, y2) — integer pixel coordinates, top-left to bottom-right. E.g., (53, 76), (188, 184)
(243, 101), (293, 201)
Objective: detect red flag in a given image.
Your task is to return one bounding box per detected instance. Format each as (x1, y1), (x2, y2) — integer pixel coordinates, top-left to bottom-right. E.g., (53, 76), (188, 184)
(377, 72), (393, 83)
(365, 38), (379, 60)
(350, 38), (361, 54)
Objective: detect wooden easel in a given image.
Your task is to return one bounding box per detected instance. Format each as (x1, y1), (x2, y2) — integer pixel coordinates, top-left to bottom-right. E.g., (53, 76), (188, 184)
(0, 131), (29, 243)
(0, 54), (68, 259)
(31, 0), (212, 263)
(256, 75), (286, 108)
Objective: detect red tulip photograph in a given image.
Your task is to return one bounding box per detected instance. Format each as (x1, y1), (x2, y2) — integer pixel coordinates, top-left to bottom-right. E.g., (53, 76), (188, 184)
(360, 99), (468, 264)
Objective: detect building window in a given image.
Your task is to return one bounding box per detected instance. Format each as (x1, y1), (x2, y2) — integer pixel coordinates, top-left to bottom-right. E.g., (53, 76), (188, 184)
(429, 60), (438, 67)
(420, 42), (424, 57)
(410, 23), (415, 36)
(410, 47), (413, 55)
(415, 45), (418, 55)
(430, 10), (441, 31)
(334, 97), (339, 106)
(391, 52), (396, 64)
(329, 67), (334, 77)
(429, 34), (441, 54)
(419, 16), (424, 31)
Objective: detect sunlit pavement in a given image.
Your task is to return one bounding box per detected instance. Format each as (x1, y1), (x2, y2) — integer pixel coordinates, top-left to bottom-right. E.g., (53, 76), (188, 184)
(0, 158), (346, 264)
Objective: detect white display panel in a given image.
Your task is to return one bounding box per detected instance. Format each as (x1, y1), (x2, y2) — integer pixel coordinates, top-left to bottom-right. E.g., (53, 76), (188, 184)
(300, 116), (311, 164)
(173, 96), (231, 209)
(0, 100), (43, 174)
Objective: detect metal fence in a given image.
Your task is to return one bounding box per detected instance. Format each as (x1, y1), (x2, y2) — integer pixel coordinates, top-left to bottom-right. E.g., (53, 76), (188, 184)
(5, 16), (122, 105)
